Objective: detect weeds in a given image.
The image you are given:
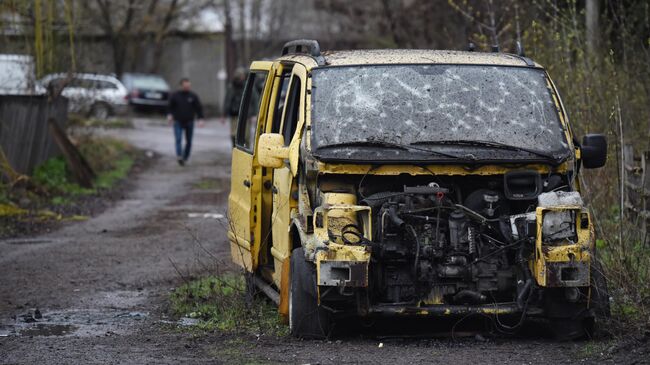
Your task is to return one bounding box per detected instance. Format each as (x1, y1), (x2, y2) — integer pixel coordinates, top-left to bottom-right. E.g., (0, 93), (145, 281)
(521, 0), (650, 334)
(0, 135), (138, 237)
(194, 179), (221, 190)
(68, 115), (134, 129)
(169, 274), (288, 337)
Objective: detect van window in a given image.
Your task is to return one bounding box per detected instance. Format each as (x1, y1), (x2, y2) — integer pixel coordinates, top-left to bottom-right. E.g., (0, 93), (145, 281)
(281, 76), (301, 146)
(271, 72), (291, 134)
(235, 71), (268, 152)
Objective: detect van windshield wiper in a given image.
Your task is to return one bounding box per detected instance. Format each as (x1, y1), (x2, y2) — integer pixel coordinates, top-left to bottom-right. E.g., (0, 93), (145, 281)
(317, 140), (465, 160)
(410, 139), (560, 162)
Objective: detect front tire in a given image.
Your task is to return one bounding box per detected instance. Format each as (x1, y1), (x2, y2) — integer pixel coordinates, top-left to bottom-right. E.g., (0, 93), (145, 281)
(289, 247), (332, 338)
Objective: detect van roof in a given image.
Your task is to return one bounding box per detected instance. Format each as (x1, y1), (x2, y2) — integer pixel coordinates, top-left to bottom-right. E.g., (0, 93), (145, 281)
(321, 49), (536, 67)
(278, 48), (539, 69)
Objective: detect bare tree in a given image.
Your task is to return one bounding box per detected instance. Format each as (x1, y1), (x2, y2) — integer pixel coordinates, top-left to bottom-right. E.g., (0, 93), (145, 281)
(79, 0), (205, 76)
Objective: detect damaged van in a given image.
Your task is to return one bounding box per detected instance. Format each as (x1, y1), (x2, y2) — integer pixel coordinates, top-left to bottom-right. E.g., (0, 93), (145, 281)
(227, 40), (609, 339)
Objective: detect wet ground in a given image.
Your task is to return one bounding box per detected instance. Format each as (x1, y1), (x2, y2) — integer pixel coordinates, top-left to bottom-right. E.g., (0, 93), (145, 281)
(1, 118), (647, 364)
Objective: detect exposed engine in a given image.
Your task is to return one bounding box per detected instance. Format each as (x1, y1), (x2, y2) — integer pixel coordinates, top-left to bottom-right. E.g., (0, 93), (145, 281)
(351, 171), (564, 307)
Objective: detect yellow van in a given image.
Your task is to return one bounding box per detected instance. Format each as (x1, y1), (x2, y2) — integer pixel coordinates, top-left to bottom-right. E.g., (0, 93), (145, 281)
(228, 40), (609, 339)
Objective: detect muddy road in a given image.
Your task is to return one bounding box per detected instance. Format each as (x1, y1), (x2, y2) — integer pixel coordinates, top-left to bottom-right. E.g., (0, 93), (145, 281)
(0, 119), (645, 364)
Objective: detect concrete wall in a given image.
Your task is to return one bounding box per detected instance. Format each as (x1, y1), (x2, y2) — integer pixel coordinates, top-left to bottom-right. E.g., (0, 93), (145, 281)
(157, 34), (226, 114)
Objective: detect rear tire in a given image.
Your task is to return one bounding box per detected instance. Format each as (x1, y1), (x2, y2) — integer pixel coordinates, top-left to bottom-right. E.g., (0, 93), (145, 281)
(90, 102), (111, 120)
(289, 247), (332, 338)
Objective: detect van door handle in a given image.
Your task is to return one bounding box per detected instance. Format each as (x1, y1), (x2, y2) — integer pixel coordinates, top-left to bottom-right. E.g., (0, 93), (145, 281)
(243, 179), (251, 187)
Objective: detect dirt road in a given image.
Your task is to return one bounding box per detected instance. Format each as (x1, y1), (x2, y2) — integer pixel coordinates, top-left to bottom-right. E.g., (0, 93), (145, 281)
(0, 119), (645, 364)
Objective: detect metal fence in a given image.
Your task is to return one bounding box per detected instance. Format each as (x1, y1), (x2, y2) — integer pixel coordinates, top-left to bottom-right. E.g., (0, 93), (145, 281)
(0, 95), (68, 176)
(624, 145), (650, 237)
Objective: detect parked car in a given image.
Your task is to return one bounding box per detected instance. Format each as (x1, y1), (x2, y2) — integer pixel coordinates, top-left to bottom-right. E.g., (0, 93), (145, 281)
(121, 73), (170, 113)
(0, 54), (45, 95)
(39, 73), (129, 119)
(228, 40), (610, 340)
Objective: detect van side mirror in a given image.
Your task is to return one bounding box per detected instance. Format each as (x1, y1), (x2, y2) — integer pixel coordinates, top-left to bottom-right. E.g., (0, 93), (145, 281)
(258, 133), (289, 168)
(581, 134), (607, 169)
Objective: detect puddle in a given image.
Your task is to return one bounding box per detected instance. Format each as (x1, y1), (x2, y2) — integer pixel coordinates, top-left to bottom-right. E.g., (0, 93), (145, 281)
(20, 324), (78, 337)
(187, 212), (225, 219)
(178, 317), (200, 326)
(2, 290), (151, 338)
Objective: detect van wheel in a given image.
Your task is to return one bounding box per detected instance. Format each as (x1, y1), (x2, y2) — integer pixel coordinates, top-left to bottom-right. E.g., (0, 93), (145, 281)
(289, 247), (332, 339)
(583, 259), (611, 337)
(590, 259), (611, 319)
(90, 102), (110, 120)
(244, 272), (259, 304)
(550, 318), (588, 341)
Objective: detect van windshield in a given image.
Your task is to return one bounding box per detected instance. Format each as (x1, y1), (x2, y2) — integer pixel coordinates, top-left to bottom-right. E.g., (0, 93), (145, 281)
(310, 64), (571, 162)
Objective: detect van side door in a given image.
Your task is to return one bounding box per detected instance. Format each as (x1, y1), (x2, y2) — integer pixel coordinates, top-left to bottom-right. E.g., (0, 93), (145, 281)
(227, 61), (272, 271)
(269, 64), (307, 286)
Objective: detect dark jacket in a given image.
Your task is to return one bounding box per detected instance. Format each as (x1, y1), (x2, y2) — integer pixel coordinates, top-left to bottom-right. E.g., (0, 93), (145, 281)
(223, 82), (245, 117)
(169, 90), (204, 123)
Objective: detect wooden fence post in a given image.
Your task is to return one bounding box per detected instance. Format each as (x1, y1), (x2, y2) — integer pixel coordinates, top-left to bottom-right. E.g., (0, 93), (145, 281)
(623, 144), (650, 243)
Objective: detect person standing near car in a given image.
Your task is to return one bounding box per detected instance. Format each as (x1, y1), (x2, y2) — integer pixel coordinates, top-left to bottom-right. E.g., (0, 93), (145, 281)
(168, 78), (204, 166)
(222, 68), (246, 146)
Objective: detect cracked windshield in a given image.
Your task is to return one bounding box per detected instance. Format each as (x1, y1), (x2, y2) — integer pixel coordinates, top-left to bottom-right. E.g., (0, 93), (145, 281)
(311, 65), (569, 157)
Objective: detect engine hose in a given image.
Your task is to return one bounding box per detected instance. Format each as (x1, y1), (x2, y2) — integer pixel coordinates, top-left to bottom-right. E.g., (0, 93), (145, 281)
(388, 205), (405, 228)
(515, 242), (533, 309)
(516, 279), (533, 309)
(406, 225), (420, 279)
(360, 191), (403, 207)
(453, 290), (487, 304)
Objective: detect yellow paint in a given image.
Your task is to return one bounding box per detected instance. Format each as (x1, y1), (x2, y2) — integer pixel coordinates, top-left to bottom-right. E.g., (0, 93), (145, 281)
(533, 207), (593, 287)
(278, 257), (290, 321)
(227, 61), (274, 272)
(257, 133), (288, 168)
(315, 162), (570, 176)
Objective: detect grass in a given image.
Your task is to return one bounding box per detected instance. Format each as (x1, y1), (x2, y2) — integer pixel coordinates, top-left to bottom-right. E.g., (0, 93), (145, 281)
(68, 114), (133, 129)
(30, 136), (135, 202)
(193, 179), (222, 190)
(0, 136), (138, 236)
(169, 274), (288, 337)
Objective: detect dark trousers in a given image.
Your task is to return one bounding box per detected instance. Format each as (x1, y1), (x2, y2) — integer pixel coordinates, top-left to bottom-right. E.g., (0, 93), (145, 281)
(174, 120), (194, 161)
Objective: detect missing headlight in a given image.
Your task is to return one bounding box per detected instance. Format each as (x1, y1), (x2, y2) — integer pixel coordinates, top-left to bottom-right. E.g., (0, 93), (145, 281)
(542, 210), (577, 243)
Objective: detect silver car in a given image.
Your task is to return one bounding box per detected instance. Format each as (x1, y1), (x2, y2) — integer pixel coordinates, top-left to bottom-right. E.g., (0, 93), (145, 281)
(39, 73), (129, 119)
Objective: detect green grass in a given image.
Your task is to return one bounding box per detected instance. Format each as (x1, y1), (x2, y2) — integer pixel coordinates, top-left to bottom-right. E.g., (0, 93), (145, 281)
(95, 156), (134, 189)
(68, 115), (133, 129)
(27, 136), (136, 207)
(193, 179), (221, 190)
(170, 274), (287, 337)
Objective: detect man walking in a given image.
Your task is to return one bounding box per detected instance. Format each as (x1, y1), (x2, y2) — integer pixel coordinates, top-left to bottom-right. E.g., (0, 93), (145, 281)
(168, 78), (204, 166)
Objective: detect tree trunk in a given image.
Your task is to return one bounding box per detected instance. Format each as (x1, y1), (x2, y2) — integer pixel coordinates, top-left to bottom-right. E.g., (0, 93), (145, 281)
(223, 0), (237, 81)
(586, 0), (600, 55)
